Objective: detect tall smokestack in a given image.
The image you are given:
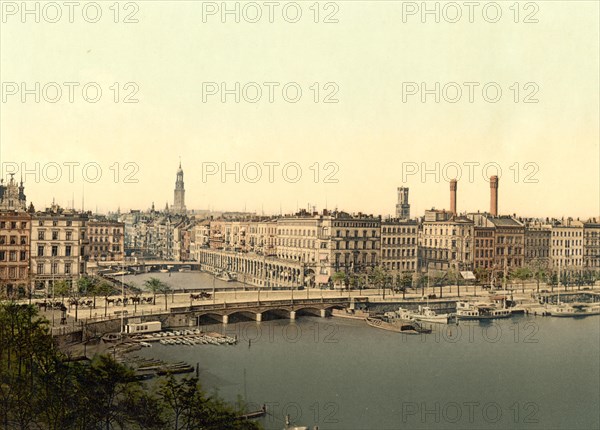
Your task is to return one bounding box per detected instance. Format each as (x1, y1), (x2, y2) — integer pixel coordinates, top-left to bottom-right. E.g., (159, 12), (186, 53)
(450, 179), (457, 215)
(490, 175), (499, 216)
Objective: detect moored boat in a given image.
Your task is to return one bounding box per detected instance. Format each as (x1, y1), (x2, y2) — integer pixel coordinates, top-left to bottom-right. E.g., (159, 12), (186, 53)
(366, 315), (432, 334)
(548, 302), (600, 317)
(455, 301), (512, 320)
(395, 306), (454, 324)
(331, 308), (370, 320)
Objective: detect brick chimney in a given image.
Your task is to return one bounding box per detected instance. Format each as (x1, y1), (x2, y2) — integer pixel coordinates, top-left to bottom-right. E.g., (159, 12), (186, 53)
(490, 175), (499, 216)
(450, 179), (457, 215)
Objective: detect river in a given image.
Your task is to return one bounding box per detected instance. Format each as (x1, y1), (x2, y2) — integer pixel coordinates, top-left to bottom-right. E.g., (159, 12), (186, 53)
(134, 314), (600, 430)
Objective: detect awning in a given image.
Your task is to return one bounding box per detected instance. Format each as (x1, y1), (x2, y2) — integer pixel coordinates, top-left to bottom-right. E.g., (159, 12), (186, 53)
(315, 274), (330, 284)
(460, 271), (476, 280)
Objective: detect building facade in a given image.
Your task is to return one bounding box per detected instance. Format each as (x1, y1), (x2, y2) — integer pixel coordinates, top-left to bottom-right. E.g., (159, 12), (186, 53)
(548, 219), (584, 272)
(583, 221), (600, 272)
(0, 211), (31, 297)
(30, 205), (87, 292)
(524, 224), (551, 264)
(86, 219), (125, 262)
(381, 218), (418, 274)
(419, 210), (474, 271)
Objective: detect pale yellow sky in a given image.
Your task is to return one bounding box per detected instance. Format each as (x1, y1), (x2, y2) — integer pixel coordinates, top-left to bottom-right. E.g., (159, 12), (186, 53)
(1, 1), (598, 218)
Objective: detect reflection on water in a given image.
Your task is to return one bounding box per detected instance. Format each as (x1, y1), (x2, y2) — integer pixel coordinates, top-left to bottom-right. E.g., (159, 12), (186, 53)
(135, 315), (600, 430)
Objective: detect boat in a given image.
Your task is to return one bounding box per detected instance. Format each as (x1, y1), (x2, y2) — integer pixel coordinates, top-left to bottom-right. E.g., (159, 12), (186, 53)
(408, 305), (455, 324)
(455, 301), (512, 320)
(365, 315), (432, 334)
(548, 302), (600, 317)
(139, 341), (152, 348)
(331, 308), (370, 320)
(159, 268), (169, 273)
(179, 265), (192, 272)
(101, 333), (122, 342)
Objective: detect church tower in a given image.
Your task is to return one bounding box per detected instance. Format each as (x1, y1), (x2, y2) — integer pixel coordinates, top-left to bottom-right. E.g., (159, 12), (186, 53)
(172, 162), (186, 214)
(395, 187), (410, 219)
(0, 174), (27, 211)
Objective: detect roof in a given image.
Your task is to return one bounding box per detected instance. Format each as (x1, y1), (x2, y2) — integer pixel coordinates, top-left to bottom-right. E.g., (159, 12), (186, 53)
(489, 217), (524, 227)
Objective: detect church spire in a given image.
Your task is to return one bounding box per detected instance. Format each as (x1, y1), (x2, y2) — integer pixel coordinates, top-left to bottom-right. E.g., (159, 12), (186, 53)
(173, 161), (186, 214)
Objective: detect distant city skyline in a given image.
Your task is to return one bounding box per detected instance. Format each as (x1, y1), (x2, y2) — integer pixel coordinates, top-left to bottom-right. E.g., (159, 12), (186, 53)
(0, 160), (597, 221)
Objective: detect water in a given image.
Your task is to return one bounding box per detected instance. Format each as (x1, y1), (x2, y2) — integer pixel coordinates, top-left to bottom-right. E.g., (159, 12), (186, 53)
(121, 271), (242, 291)
(135, 315), (600, 430)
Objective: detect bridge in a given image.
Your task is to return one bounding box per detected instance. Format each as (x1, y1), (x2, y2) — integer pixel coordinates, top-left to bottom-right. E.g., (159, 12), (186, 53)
(170, 297), (351, 324)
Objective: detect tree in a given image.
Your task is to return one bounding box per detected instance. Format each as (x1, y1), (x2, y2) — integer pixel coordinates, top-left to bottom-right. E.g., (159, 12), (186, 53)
(510, 267), (532, 293)
(528, 258), (549, 294)
(96, 282), (114, 317)
(368, 266), (385, 294)
(398, 272), (413, 299)
(53, 280), (71, 303)
(159, 283), (173, 311)
(0, 303), (263, 430)
(145, 277), (165, 306)
(331, 272), (347, 290)
(77, 275), (94, 297)
(0, 303), (264, 430)
(158, 375), (260, 430)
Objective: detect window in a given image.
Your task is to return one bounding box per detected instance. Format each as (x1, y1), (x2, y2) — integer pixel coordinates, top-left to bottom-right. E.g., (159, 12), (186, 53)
(20, 236), (27, 245)
(66, 231), (72, 241)
(0, 222), (4, 228)
(0, 251), (4, 261)
(0, 236), (4, 245)
(21, 222), (27, 229)
(10, 236), (16, 245)
(38, 231), (45, 240)
(65, 246), (72, 257)
(9, 251), (17, 262)
(38, 245), (44, 256)
(51, 262), (58, 274)
(37, 264), (44, 274)
(66, 220), (72, 226)
(20, 251), (26, 261)
(64, 263), (71, 274)
(51, 246), (58, 257)
(52, 231), (59, 240)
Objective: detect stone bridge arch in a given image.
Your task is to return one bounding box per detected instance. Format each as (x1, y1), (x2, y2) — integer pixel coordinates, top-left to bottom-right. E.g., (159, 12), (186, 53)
(196, 312), (225, 325)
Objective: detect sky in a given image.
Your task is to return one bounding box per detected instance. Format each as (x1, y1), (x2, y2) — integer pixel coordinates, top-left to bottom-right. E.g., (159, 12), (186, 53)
(1, 1), (598, 219)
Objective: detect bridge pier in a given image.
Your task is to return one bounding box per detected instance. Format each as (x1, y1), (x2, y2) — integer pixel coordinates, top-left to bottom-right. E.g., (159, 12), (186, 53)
(222, 314), (229, 324)
(320, 309), (327, 318)
(289, 311), (296, 321)
(255, 312), (262, 322)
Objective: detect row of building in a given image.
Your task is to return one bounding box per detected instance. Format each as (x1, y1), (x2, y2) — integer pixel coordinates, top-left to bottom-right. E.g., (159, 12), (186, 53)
(119, 206), (598, 289)
(1, 163), (599, 295)
(0, 175), (124, 296)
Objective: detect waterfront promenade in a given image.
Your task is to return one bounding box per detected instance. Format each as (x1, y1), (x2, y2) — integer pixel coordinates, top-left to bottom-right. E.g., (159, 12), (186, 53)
(25, 280), (600, 335)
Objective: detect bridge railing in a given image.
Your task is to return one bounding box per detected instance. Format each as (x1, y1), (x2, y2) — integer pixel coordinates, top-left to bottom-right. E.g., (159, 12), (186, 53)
(170, 297), (350, 313)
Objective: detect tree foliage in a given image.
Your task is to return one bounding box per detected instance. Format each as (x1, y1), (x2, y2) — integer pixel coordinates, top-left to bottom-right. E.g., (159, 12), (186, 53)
(0, 302), (262, 430)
